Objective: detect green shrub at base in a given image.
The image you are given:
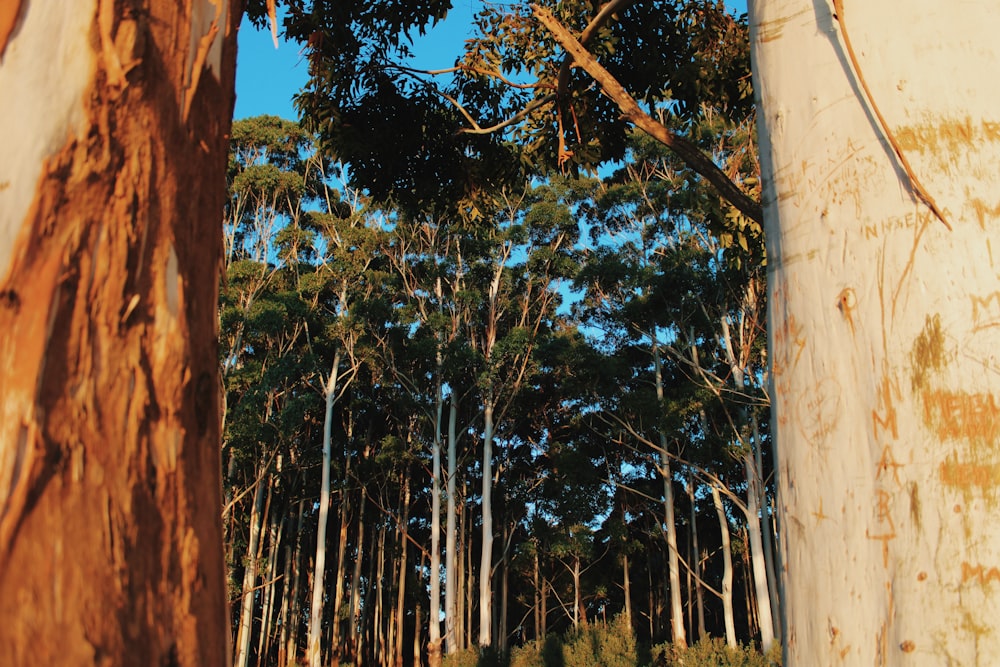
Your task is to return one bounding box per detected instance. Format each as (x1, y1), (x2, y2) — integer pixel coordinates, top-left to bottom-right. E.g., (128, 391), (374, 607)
(651, 636), (780, 667)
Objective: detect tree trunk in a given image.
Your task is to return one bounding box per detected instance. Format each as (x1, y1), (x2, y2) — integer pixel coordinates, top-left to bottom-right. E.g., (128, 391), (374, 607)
(0, 3), (237, 664)
(622, 551), (632, 629)
(394, 470), (412, 667)
(712, 486), (737, 648)
(653, 343), (686, 648)
(280, 499), (306, 667)
(428, 373), (443, 665)
(478, 393), (495, 647)
(752, 0), (1000, 663)
(307, 349), (342, 667)
(444, 391), (460, 655)
(235, 471), (268, 667)
(688, 474), (706, 640)
(331, 457), (353, 665)
(533, 544), (543, 640)
(258, 483), (283, 665)
(743, 451), (775, 652)
(349, 489), (366, 662)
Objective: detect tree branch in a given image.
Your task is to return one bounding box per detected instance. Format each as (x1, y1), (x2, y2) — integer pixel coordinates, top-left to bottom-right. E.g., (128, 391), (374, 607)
(531, 3), (763, 225)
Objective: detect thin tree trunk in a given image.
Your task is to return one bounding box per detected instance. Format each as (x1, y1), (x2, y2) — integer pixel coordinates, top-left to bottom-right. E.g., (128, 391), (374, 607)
(689, 474), (706, 640)
(444, 392), (460, 655)
(540, 576), (548, 639)
(257, 484), (282, 665)
(349, 490), (366, 662)
(744, 451), (775, 651)
(280, 500), (306, 667)
(479, 393), (495, 647)
(572, 556), (582, 629)
(712, 486), (737, 648)
(330, 480), (351, 665)
(752, 412), (780, 642)
(622, 551), (632, 629)
(414, 550), (426, 667)
(533, 544), (542, 640)
(394, 471), (411, 667)
(307, 349), (342, 667)
(428, 374), (443, 665)
(719, 314), (775, 652)
(653, 342), (686, 648)
(374, 524), (386, 667)
(500, 527), (509, 650)
(235, 472), (268, 667)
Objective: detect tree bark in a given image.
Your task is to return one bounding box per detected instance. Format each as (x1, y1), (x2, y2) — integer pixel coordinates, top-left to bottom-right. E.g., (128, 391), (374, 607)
(751, 1), (1000, 663)
(235, 472), (268, 667)
(428, 370), (443, 665)
(653, 343), (687, 648)
(443, 392), (460, 655)
(712, 486), (737, 648)
(307, 348), (342, 667)
(478, 393), (496, 647)
(0, 1), (237, 665)
(280, 499), (306, 667)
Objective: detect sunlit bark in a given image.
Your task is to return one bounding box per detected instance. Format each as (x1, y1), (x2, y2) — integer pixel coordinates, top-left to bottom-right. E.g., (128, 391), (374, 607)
(752, 1), (1000, 663)
(0, 2), (237, 664)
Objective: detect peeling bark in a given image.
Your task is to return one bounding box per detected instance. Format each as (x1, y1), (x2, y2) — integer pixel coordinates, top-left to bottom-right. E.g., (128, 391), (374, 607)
(0, 1), (239, 665)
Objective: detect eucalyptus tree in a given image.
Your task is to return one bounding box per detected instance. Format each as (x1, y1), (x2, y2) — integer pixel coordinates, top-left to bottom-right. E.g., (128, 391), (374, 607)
(0, 2), (239, 664)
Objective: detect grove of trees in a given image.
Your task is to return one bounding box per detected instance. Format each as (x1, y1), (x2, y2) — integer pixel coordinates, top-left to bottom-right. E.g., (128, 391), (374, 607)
(2, 1), (999, 666)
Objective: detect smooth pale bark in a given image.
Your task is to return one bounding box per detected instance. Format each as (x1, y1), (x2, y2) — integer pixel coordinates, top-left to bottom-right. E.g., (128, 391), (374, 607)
(712, 486), (738, 647)
(751, 1), (1000, 663)
(330, 470), (352, 663)
(444, 392), (460, 654)
(622, 552), (632, 628)
(688, 475), (706, 640)
(280, 500), (306, 667)
(743, 452), (774, 651)
(478, 393), (496, 647)
(428, 370), (443, 665)
(653, 343), (687, 648)
(0, 2), (236, 664)
(234, 473), (267, 667)
(393, 470), (411, 667)
(258, 484), (282, 663)
(719, 310), (777, 651)
(349, 489), (366, 660)
(307, 349), (342, 667)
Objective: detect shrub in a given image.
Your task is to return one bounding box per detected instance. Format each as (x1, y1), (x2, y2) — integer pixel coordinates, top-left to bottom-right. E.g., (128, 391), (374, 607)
(441, 645), (506, 667)
(562, 615), (637, 667)
(651, 637), (780, 667)
(442, 648), (480, 667)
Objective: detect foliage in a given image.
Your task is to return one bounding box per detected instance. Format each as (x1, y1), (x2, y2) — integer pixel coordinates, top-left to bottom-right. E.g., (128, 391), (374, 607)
(652, 637), (780, 667)
(509, 615), (637, 667)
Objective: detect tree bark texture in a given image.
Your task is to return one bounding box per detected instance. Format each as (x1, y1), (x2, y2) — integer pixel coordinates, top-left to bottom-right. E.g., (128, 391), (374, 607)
(751, 0), (1000, 663)
(0, 1), (238, 665)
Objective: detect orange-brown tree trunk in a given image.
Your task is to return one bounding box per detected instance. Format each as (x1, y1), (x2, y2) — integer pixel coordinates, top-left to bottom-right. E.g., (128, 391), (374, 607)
(0, 1), (240, 665)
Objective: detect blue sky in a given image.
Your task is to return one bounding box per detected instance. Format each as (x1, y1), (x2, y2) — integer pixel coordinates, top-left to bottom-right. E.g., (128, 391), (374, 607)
(233, 1), (480, 120)
(233, 1), (749, 121)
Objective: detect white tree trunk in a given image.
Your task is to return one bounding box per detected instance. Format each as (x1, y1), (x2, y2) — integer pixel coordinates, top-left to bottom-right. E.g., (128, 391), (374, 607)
(428, 372), (443, 664)
(751, 1), (1000, 663)
(712, 486), (737, 648)
(307, 349), (342, 667)
(478, 394), (495, 647)
(445, 392), (460, 654)
(653, 343), (687, 648)
(234, 473), (267, 667)
(744, 450), (775, 652)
